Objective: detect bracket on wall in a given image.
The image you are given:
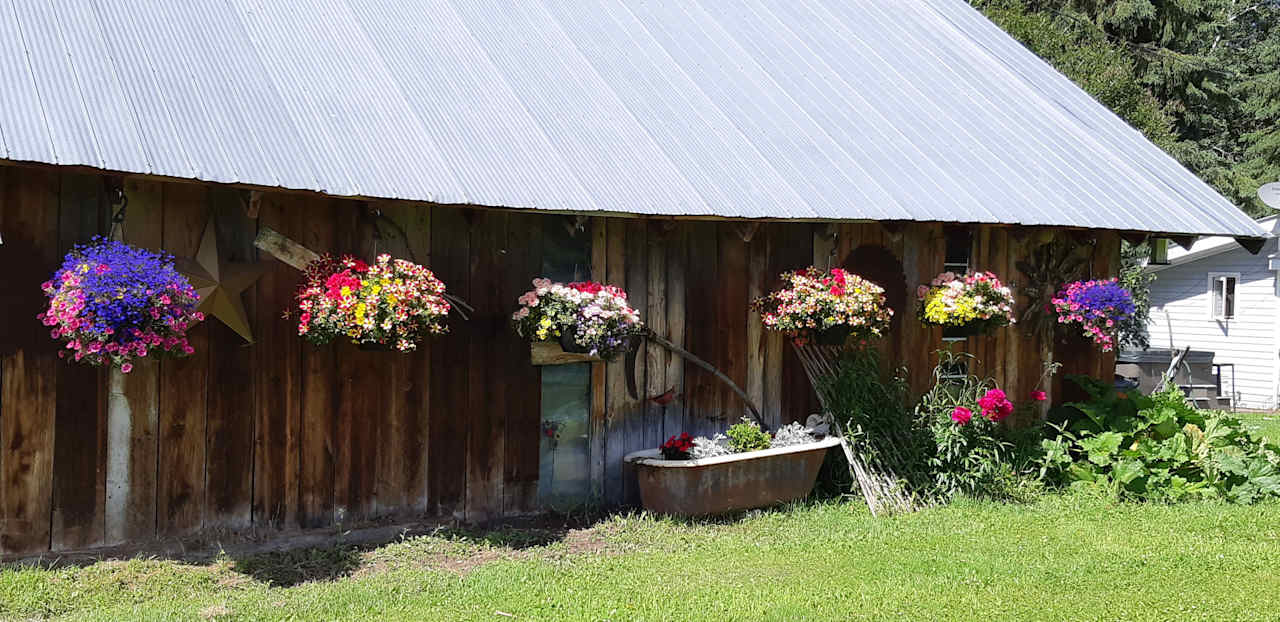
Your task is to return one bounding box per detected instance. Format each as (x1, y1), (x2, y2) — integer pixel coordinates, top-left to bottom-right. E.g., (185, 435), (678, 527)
(1119, 231), (1149, 246)
(563, 214), (589, 237)
(243, 190), (263, 219)
(1168, 234), (1197, 250)
(735, 221), (760, 243)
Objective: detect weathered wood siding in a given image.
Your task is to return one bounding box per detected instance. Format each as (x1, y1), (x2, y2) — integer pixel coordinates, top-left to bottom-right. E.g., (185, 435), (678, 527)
(0, 164), (1117, 555)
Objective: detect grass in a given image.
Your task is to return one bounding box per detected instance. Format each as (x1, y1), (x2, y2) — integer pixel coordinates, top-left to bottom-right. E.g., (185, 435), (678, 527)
(2, 493), (1278, 621)
(1239, 410), (1280, 444)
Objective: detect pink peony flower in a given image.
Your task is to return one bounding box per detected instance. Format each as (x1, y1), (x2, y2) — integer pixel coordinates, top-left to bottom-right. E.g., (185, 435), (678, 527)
(1030, 390), (1047, 402)
(950, 406), (973, 425)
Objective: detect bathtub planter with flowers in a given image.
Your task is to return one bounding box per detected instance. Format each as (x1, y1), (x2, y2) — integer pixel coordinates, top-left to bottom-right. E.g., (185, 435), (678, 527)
(295, 254), (450, 352)
(40, 238), (204, 373)
(626, 419), (839, 516)
(916, 271), (1016, 337)
(751, 267), (892, 347)
(512, 278), (643, 365)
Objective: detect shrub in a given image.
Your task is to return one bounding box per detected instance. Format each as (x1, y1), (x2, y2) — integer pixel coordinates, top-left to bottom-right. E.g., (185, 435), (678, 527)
(914, 352), (1044, 501)
(1039, 377), (1280, 503)
(726, 418), (772, 453)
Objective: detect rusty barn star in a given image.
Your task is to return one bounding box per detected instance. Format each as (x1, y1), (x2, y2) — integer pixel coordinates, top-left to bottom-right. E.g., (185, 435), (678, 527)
(175, 215), (270, 344)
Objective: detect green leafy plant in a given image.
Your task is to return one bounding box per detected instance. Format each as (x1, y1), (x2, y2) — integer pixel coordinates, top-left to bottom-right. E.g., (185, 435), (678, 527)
(725, 418), (772, 453)
(1039, 376), (1280, 503)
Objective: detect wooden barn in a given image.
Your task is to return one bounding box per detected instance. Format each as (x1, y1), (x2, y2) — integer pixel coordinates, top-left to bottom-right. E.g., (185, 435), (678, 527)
(0, 0), (1264, 557)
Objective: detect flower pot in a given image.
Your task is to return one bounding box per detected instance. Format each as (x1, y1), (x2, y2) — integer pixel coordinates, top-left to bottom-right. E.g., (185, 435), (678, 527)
(813, 325), (852, 346)
(624, 437), (840, 516)
(530, 341), (602, 365)
(558, 331), (590, 354)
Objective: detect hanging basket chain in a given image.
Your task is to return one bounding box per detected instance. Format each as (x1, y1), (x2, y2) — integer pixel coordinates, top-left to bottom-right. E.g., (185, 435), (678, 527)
(363, 205), (474, 320)
(108, 184), (128, 241)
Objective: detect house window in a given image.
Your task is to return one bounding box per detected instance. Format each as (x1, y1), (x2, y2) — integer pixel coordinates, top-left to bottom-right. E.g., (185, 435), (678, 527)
(1209, 273), (1238, 320)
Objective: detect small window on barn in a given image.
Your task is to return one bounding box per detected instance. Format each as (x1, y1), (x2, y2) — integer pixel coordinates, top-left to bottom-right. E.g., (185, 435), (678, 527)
(1209, 273), (1238, 320)
(943, 226), (972, 275)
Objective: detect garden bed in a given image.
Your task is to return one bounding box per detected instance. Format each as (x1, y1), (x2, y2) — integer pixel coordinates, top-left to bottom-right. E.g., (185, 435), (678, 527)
(624, 437), (840, 516)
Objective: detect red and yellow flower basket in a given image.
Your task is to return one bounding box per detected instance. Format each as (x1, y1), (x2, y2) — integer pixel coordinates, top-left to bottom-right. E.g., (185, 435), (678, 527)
(295, 254), (450, 352)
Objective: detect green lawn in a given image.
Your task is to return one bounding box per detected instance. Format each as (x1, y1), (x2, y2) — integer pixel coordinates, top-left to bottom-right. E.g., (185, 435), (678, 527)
(1240, 410), (1280, 445)
(2, 493), (1278, 621)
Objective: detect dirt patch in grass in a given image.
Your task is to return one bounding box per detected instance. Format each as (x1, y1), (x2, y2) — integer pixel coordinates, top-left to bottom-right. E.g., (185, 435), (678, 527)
(228, 514), (635, 586)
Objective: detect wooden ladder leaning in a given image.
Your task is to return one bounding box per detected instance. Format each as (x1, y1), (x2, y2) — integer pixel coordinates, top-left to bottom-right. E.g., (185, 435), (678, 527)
(791, 344), (921, 516)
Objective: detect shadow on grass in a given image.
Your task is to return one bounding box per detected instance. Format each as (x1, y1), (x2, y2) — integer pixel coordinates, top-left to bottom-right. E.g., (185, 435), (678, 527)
(226, 512), (610, 587)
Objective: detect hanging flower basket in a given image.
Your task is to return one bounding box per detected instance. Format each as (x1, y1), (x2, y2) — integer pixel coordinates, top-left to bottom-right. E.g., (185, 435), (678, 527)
(512, 278), (643, 363)
(1051, 278), (1134, 352)
(751, 267), (892, 347)
(295, 254), (450, 352)
(916, 271), (1016, 336)
(39, 237), (203, 373)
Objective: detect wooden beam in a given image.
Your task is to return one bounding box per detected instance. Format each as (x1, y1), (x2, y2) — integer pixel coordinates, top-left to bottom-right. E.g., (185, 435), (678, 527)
(254, 226), (319, 271)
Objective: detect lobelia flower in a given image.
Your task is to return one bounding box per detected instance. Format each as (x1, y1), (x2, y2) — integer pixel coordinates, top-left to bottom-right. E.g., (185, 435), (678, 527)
(40, 238), (202, 371)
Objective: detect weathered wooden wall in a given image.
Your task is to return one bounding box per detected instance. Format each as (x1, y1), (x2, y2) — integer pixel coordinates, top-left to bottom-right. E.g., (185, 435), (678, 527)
(0, 164), (1118, 555)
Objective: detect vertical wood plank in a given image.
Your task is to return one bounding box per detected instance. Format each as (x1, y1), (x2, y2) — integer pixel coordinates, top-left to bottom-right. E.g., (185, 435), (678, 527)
(0, 166), (59, 555)
(298, 200), (338, 528)
(620, 220), (648, 504)
(51, 172), (106, 550)
(252, 194), (303, 529)
(716, 224), (748, 422)
(603, 218), (629, 503)
(333, 202), (379, 522)
(589, 217), (608, 500)
(379, 201), (433, 514)
(503, 212), (541, 515)
(151, 187), (208, 538)
(746, 226), (768, 428)
(1, 352), (56, 555)
(683, 222), (719, 426)
(202, 188), (255, 529)
(645, 224), (668, 446)
(429, 206), (470, 518)
(777, 224), (817, 424)
(663, 224), (687, 437)
(465, 211), (505, 522)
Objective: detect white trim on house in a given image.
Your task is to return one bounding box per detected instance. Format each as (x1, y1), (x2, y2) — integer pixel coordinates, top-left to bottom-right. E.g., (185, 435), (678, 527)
(1147, 216), (1278, 274)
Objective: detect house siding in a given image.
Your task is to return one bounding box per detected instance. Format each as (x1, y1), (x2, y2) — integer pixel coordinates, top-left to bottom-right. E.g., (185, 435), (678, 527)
(1147, 238), (1279, 409)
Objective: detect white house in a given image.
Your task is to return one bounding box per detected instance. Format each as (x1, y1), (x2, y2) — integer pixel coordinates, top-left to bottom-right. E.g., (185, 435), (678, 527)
(1146, 216), (1279, 409)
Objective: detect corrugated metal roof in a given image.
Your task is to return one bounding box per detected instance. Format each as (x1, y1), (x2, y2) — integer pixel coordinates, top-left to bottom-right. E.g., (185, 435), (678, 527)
(0, 0), (1266, 238)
